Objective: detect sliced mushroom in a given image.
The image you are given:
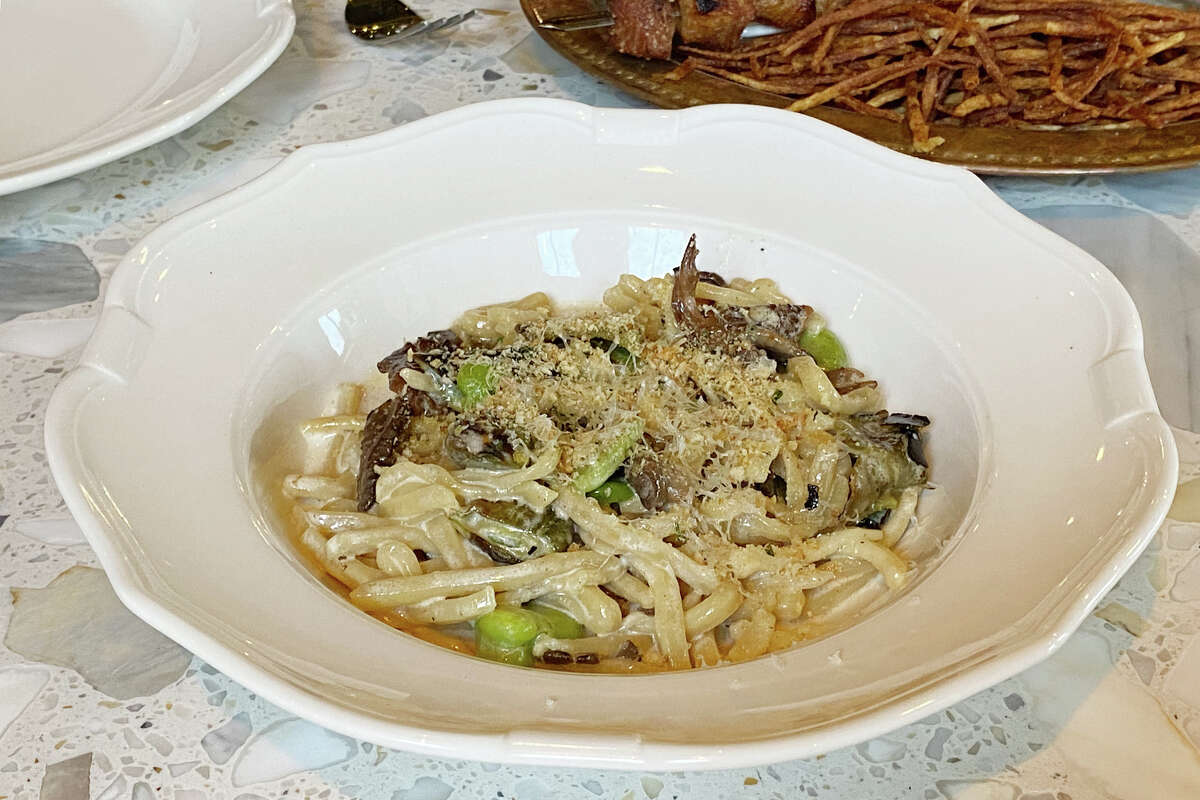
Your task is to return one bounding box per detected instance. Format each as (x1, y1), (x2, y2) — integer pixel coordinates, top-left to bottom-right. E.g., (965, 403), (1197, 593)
(452, 500), (573, 564)
(826, 367), (878, 395)
(627, 452), (691, 511)
(834, 411), (928, 520)
(357, 392), (416, 511)
(376, 329), (461, 393)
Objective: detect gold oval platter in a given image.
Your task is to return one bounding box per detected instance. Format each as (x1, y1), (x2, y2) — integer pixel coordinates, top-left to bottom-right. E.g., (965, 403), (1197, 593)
(521, 0), (1200, 175)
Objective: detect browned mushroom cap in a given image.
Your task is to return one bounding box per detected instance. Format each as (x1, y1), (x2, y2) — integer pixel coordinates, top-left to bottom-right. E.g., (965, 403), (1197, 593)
(376, 329), (460, 392)
(671, 235), (722, 332)
(357, 392), (416, 511)
(826, 367), (878, 395)
(834, 411), (928, 520)
(627, 452), (691, 511)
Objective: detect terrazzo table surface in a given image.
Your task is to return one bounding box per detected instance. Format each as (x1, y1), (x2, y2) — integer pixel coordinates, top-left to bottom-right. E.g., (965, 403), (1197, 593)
(5, 1), (1200, 797)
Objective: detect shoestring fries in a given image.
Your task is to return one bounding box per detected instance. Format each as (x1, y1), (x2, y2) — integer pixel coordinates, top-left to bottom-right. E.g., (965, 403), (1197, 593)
(669, 0), (1200, 152)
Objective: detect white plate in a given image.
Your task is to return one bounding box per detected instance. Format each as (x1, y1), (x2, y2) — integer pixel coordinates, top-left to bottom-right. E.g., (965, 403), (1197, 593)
(0, 0), (294, 196)
(45, 99), (1177, 770)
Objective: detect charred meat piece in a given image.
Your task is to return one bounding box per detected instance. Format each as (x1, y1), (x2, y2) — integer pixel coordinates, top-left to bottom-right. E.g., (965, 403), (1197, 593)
(678, 0), (756, 50)
(610, 0), (677, 60)
(826, 367), (878, 395)
(834, 411), (928, 520)
(753, 0), (815, 29)
(376, 329), (461, 393)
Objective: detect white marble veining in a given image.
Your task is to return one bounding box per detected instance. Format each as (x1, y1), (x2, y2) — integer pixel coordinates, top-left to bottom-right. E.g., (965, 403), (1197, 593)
(0, 319), (97, 360)
(0, 668), (48, 739)
(4, 567), (192, 701)
(6, 519), (86, 548)
(0, 240), (97, 324)
(230, 720), (357, 787)
(1, 0), (1200, 797)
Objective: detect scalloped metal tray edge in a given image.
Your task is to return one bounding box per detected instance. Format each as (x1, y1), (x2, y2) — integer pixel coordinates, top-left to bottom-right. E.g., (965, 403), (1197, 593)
(521, 0), (1200, 175)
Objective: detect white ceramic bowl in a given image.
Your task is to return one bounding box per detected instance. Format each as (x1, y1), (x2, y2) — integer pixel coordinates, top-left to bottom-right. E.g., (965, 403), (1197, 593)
(0, 0), (294, 196)
(45, 99), (1176, 770)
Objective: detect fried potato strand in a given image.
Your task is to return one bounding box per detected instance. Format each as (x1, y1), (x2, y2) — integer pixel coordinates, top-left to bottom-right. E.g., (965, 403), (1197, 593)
(666, 0), (1200, 152)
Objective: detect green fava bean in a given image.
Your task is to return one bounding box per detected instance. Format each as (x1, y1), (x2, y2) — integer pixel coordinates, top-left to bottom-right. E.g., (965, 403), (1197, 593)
(587, 479), (635, 505)
(799, 328), (848, 370)
(525, 603), (585, 639)
(474, 607), (541, 666)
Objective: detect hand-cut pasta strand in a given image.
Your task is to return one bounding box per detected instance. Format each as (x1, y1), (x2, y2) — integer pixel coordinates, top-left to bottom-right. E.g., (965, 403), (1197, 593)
(301, 415), (365, 434)
(539, 588), (623, 634)
(626, 554), (690, 670)
(395, 587), (497, 624)
(423, 515), (476, 570)
(301, 383), (363, 475)
(301, 526), (382, 589)
(498, 560), (627, 605)
(800, 527), (911, 588)
(694, 282), (769, 307)
(303, 509), (400, 531)
(882, 485), (921, 547)
(283, 474), (354, 502)
(375, 540), (422, 576)
(557, 488), (720, 593)
(376, 451), (561, 513)
(684, 581), (744, 639)
(832, 539), (910, 589)
(349, 551), (618, 609)
(604, 572), (655, 608)
(326, 525), (434, 560)
(788, 355), (880, 415)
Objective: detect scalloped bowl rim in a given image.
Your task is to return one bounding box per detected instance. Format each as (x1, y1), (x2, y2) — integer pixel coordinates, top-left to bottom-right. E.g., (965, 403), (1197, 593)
(44, 99), (1177, 769)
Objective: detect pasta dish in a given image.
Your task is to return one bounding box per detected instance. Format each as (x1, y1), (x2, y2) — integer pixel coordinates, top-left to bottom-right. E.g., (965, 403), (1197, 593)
(281, 236), (930, 671)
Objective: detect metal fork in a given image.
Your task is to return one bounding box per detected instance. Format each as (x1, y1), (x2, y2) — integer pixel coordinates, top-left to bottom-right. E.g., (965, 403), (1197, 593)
(345, 0), (476, 42)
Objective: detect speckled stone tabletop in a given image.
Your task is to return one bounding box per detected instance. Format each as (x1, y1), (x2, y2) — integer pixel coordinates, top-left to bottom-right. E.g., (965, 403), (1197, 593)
(4, 1), (1200, 798)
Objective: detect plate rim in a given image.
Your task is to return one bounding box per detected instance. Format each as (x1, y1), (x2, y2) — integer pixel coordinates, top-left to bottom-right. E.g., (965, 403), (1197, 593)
(0, 0), (296, 197)
(44, 98), (1179, 769)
